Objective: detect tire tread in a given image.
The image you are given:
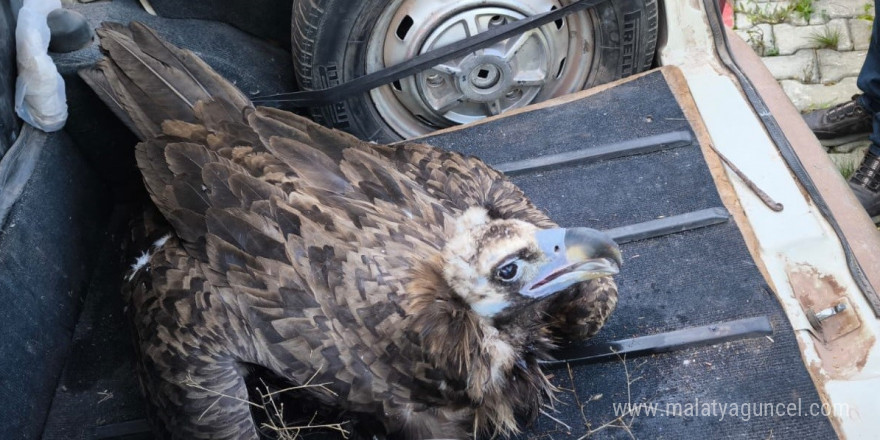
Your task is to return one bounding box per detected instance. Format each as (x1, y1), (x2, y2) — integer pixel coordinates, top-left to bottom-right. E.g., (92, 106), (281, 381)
(291, 0), (325, 89)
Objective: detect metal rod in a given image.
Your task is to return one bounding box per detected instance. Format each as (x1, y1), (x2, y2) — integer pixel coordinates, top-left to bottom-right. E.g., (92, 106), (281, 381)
(709, 144), (784, 212)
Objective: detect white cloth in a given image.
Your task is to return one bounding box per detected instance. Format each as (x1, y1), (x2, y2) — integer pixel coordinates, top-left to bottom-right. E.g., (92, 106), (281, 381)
(14, 0), (67, 132)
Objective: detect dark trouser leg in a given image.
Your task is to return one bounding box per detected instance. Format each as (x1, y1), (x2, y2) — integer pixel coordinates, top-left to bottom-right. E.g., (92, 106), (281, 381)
(849, 0), (880, 216)
(804, 17), (875, 141)
(859, 0), (880, 154)
(859, 0), (880, 115)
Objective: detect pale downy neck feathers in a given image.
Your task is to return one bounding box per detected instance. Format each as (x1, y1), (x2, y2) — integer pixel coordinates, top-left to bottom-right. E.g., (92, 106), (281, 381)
(405, 207), (557, 437)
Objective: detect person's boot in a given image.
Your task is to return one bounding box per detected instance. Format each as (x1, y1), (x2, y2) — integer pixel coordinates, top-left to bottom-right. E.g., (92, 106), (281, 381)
(849, 147), (880, 218)
(804, 95), (874, 146)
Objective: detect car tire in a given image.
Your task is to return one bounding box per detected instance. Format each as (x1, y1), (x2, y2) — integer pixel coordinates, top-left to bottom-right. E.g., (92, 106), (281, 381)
(292, 0), (658, 142)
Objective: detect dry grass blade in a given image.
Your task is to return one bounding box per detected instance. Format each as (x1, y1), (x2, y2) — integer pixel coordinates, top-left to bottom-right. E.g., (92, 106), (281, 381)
(539, 349), (645, 440)
(540, 408), (572, 432)
(182, 374), (262, 411)
(183, 370), (350, 440)
(577, 352), (644, 440)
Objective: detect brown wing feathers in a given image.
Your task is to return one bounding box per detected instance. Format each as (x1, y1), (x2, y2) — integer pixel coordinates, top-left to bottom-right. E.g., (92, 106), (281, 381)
(79, 22), (249, 140)
(82, 19), (430, 390)
(82, 20), (600, 439)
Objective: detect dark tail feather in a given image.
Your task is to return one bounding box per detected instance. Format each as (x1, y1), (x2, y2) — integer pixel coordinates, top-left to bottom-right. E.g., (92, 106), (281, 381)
(79, 21), (252, 140)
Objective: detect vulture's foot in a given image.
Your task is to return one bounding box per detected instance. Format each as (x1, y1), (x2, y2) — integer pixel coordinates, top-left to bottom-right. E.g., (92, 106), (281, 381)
(544, 276), (619, 341)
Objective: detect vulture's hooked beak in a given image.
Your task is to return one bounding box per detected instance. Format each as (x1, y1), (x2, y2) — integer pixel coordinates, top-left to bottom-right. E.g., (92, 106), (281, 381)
(520, 227), (622, 299)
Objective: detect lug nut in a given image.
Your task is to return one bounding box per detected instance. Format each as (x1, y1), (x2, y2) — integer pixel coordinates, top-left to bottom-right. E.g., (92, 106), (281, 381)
(426, 73), (445, 87)
(489, 15), (507, 27)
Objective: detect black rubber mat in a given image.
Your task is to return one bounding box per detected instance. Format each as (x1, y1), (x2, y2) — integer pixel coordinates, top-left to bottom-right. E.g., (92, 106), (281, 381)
(421, 70), (835, 439)
(39, 70), (835, 439)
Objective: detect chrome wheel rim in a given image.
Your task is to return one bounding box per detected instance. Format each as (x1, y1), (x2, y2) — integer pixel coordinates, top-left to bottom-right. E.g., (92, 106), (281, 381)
(367, 0), (597, 139)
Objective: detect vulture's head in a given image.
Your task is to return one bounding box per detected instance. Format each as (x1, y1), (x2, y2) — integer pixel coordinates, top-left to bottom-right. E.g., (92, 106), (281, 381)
(443, 208), (622, 319)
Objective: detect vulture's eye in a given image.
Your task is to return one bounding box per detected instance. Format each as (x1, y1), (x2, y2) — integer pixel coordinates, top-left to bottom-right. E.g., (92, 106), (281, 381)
(495, 261), (522, 282)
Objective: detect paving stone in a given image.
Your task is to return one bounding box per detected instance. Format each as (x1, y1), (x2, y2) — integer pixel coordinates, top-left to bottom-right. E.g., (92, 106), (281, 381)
(765, 1), (793, 13)
(850, 18), (873, 50)
(735, 12), (754, 29)
(735, 24), (776, 55)
(818, 49), (867, 83)
(828, 145), (868, 174)
(832, 139), (872, 154)
(773, 23), (824, 53)
(813, 0), (873, 18)
(734, 1), (791, 28)
(780, 76), (860, 110)
(762, 49), (818, 81)
(789, 8), (828, 26)
(828, 18), (855, 50)
(788, 13), (811, 26)
(773, 21), (853, 54)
